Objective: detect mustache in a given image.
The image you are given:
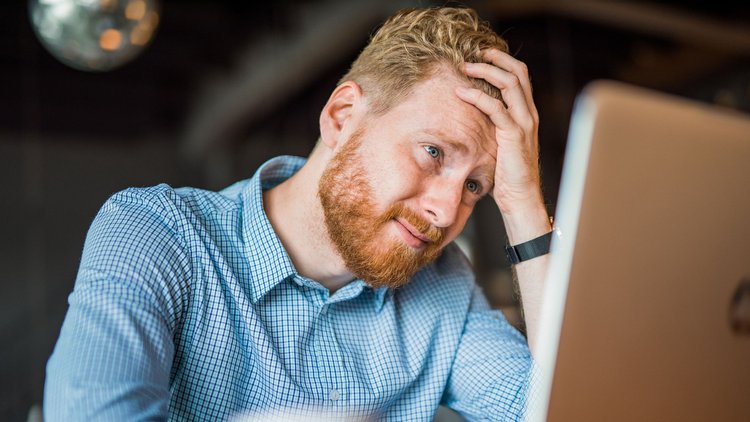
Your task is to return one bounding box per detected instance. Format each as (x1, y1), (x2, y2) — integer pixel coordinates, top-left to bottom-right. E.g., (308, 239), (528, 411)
(379, 203), (445, 244)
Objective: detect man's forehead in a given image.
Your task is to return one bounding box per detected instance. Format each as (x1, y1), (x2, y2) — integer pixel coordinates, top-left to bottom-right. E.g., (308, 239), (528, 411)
(372, 69), (498, 164)
(413, 75), (496, 140)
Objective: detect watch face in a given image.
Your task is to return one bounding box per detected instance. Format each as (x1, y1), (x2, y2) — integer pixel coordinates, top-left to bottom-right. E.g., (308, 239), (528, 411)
(730, 279), (750, 335)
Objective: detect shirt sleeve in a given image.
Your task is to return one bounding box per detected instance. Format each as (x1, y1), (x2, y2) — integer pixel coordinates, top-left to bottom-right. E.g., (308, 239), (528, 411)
(44, 187), (192, 421)
(441, 285), (533, 421)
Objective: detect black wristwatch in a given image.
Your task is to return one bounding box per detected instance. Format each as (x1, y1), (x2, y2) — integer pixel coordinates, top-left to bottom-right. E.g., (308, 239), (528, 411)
(504, 230), (553, 265)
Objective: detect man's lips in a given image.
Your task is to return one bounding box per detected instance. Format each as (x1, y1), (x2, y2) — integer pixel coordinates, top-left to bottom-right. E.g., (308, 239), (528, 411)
(394, 218), (431, 248)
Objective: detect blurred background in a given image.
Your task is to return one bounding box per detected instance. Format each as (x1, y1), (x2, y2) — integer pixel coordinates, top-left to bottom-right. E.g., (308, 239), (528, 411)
(1, 0), (749, 420)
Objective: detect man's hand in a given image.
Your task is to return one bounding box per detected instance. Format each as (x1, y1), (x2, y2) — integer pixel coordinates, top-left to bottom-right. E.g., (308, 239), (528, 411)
(455, 48), (550, 355)
(456, 49), (545, 220)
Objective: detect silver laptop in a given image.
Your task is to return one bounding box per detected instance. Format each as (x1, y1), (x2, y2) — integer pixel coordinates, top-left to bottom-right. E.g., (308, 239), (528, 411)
(529, 80), (750, 421)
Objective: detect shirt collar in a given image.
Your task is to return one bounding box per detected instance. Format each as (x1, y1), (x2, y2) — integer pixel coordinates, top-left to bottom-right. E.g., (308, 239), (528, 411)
(373, 286), (391, 312)
(241, 155), (306, 304)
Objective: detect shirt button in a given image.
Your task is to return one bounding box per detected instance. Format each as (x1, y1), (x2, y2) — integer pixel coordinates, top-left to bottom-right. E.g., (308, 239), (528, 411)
(329, 389), (340, 401)
(320, 306), (328, 316)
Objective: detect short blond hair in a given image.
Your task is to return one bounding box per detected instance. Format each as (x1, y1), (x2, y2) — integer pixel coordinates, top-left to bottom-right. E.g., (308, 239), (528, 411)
(339, 6), (509, 114)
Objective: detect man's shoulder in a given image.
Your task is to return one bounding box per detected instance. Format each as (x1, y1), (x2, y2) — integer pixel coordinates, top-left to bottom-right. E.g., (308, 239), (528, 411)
(104, 183), (184, 210)
(101, 181), (249, 226)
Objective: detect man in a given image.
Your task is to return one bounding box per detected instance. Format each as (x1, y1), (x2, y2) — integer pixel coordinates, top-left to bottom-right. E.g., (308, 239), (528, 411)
(44, 6), (551, 421)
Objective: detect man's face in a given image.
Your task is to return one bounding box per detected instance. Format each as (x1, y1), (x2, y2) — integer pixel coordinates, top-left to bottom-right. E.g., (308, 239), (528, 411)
(318, 70), (497, 288)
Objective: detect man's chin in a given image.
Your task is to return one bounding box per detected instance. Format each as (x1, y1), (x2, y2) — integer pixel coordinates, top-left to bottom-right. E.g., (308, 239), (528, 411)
(354, 247), (444, 289)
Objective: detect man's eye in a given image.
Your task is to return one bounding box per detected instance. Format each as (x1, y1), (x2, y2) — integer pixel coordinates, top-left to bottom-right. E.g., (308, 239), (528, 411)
(424, 145), (440, 159)
(466, 180), (480, 193)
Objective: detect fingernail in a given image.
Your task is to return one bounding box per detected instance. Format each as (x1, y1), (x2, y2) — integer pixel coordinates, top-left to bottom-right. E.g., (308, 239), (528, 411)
(456, 87), (471, 96)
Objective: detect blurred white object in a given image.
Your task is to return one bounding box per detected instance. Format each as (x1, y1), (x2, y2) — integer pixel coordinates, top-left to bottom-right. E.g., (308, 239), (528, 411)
(229, 407), (372, 422)
(29, 0), (160, 71)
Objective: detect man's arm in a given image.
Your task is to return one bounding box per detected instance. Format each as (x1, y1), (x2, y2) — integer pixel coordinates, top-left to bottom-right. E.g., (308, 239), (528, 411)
(457, 49), (550, 356)
(44, 188), (189, 421)
(441, 283), (533, 420)
(501, 203), (551, 354)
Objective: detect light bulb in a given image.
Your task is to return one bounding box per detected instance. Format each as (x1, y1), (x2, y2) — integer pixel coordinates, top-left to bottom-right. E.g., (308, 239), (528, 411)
(29, 0), (161, 72)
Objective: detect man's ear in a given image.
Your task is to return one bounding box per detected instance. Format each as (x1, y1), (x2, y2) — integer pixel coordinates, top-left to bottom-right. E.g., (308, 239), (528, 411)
(319, 81), (364, 149)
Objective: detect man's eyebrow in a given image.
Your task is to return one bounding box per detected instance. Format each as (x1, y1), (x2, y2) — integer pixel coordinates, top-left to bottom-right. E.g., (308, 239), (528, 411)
(422, 129), (469, 153)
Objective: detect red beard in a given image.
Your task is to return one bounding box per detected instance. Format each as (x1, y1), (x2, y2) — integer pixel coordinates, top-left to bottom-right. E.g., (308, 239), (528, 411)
(318, 129), (445, 289)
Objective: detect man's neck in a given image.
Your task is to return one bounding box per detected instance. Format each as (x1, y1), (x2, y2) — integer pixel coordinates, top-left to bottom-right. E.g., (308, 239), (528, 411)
(262, 152), (355, 293)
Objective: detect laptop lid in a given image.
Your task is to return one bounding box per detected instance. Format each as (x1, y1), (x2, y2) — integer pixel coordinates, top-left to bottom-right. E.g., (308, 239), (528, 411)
(530, 80), (750, 421)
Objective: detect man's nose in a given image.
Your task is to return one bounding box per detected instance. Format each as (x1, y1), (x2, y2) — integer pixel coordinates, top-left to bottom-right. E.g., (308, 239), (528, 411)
(421, 181), (462, 228)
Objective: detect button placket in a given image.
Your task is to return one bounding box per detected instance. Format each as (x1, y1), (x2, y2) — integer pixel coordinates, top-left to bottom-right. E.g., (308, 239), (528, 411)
(322, 303), (348, 405)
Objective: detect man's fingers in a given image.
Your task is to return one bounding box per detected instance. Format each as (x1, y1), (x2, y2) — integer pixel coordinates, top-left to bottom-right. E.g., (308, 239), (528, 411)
(481, 49), (539, 122)
(455, 86), (522, 142)
(462, 62), (534, 131)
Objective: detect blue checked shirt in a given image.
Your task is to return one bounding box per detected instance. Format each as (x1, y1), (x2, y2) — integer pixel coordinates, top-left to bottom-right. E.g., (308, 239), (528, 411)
(44, 155), (533, 421)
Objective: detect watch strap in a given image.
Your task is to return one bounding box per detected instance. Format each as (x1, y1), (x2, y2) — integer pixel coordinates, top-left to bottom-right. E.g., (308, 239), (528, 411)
(505, 230), (553, 265)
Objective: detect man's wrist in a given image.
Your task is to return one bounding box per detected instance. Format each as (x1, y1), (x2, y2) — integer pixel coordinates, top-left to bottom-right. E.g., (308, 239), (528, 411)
(501, 201), (552, 245)
(505, 229), (553, 264)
